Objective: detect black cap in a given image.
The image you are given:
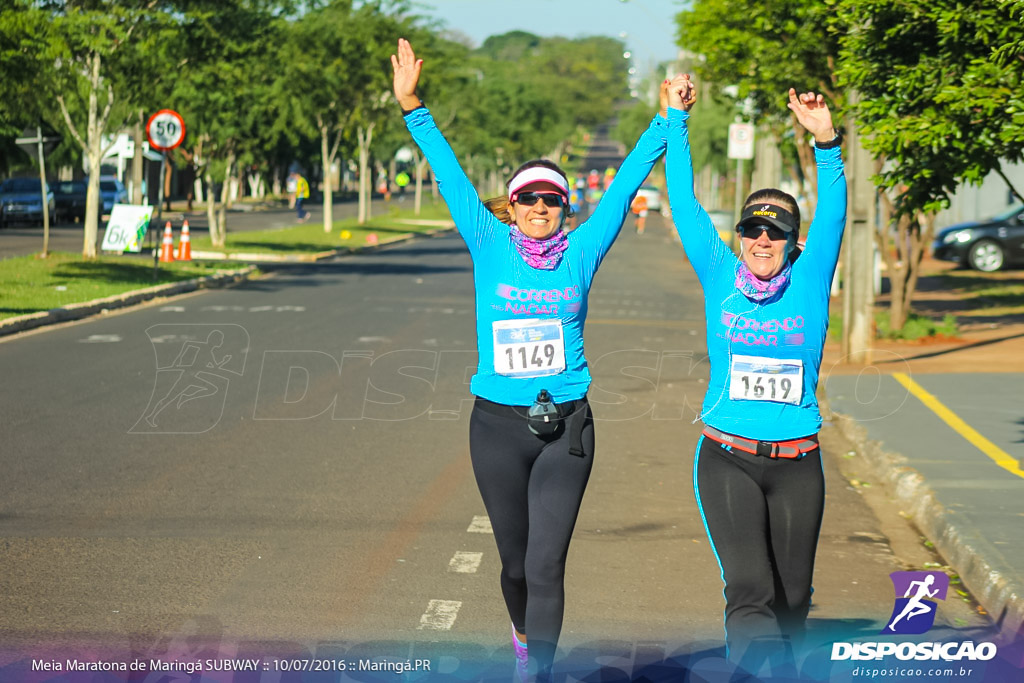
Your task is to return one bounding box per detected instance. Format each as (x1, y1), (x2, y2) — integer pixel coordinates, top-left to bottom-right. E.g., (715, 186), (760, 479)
(737, 203), (800, 234)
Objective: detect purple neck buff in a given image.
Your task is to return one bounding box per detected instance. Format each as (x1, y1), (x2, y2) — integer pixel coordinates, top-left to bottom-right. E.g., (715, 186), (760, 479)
(509, 226), (568, 270)
(735, 261), (792, 301)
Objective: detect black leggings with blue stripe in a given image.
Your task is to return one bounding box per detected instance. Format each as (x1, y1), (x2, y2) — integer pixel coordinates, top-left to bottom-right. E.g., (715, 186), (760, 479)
(694, 434), (825, 662)
(469, 398), (595, 679)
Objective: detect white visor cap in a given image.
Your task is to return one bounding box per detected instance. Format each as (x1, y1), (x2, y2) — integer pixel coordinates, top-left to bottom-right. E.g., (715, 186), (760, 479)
(508, 167), (570, 200)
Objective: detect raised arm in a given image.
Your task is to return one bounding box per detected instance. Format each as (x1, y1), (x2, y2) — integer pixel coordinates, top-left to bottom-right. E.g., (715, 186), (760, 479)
(580, 80), (672, 257)
(664, 75), (733, 284)
(392, 38), (498, 254)
(787, 89), (847, 286)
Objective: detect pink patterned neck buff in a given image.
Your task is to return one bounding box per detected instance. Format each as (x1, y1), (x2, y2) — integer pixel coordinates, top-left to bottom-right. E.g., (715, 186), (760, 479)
(509, 226), (568, 270)
(735, 261), (792, 301)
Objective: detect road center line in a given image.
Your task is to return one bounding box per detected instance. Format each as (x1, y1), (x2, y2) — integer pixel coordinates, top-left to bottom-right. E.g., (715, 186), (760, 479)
(892, 372), (1024, 479)
(448, 551), (483, 573)
(417, 599), (461, 630)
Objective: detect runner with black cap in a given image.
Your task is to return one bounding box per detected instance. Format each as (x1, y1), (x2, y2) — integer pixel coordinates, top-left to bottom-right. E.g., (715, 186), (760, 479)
(392, 38), (670, 682)
(664, 75), (847, 673)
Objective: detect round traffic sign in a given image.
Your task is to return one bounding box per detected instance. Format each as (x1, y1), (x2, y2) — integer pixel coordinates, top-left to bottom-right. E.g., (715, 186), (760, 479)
(146, 110), (186, 151)
(729, 123), (754, 143)
(727, 122), (755, 160)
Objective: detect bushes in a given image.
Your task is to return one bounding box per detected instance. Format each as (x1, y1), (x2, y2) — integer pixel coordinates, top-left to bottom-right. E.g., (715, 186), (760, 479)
(829, 312), (959, 342)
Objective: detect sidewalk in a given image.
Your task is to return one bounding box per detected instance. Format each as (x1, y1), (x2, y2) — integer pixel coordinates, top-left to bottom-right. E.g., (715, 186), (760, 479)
(822, 323), (1024, 645)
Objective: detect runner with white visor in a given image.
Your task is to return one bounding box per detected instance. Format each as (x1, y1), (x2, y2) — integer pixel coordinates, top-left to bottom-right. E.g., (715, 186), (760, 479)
(392, 38), (670, 682)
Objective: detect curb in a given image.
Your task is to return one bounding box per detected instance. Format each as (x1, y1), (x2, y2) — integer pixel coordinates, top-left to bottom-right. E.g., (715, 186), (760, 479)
(826, 405), (1024, 640)
(0, 267), (256, 338)
(188, 226), (452, 263)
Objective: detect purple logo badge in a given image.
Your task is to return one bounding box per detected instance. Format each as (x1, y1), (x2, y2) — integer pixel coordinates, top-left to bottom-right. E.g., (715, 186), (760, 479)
(881, 571), (949, 635)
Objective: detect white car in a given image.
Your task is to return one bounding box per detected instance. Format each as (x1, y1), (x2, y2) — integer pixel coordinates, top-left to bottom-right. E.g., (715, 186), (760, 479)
(635, 185), (662, 212)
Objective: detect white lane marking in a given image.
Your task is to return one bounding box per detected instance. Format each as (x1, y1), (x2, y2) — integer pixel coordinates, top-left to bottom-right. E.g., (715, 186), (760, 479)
(202, 305), (244, 312)
(150, 334), (196, 344)
(467, 516), (492, 534)
(160, 306), (186, 312)
(249, 305), (274, 312)
(357, 336), (390, 343)
(448, 551), (483, 574)
(417, 600), (461, 631)
(407, 307), (468, 315)
(79, 334), (122, 343)
(276, 305), (305, 312)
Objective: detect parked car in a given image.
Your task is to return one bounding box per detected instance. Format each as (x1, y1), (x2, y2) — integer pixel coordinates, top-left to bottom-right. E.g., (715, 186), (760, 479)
(52, 179), (89, 223)
(0, 177), (55, 227)
(98, 176), (128, 214)
(932, 204), (1024, 272)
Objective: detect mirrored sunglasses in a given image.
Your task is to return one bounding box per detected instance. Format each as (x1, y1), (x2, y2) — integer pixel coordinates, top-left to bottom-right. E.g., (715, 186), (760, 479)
(740, 224), (788, 241)
(514, 192), (567, 208)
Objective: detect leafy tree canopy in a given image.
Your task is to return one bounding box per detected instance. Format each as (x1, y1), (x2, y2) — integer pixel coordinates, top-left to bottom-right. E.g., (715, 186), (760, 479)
(834, 0), (1024, 215)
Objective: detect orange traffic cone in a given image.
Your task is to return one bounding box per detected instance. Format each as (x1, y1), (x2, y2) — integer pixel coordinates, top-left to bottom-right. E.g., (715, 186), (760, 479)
(159, 221), (175, 262)
(177, 220), (192, 261)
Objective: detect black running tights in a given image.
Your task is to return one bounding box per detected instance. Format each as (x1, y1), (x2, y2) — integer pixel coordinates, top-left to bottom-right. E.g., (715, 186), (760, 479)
(694, 434), (825, 664)
(468, 399), (595, 678)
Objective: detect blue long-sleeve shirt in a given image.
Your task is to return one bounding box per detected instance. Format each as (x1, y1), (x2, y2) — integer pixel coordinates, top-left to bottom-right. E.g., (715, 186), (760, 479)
(404, 107), (667, 405)
(665, 108), (847, 441)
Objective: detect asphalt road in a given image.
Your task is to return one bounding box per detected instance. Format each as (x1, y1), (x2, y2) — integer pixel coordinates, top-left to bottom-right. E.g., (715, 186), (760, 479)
(0, 122), (1012, 681)
(0, 212), (1001, 681)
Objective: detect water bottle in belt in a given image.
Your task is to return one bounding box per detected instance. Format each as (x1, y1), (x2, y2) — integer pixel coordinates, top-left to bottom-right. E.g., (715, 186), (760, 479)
(527, 389), (561, 437)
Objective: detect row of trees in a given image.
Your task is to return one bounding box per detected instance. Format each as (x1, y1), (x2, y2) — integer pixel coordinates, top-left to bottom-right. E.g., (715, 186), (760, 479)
(675, 0), (1024, 329)
(0, 1), (631, 258)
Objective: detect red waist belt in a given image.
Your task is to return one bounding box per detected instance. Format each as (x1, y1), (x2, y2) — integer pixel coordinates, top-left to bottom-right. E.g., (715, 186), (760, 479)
(702, 426), (819, 460)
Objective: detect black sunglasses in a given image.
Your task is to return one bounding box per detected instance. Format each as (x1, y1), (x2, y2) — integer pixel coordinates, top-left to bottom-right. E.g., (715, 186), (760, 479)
(514, 192), (567, 208)
(739, 224), (788, 241)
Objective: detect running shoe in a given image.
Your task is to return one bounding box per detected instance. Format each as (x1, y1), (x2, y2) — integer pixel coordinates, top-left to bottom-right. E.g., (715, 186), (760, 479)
(512, 626), (528, 682)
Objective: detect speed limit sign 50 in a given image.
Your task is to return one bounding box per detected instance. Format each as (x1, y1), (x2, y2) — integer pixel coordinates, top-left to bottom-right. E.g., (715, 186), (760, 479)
(146, 110), (186, 151)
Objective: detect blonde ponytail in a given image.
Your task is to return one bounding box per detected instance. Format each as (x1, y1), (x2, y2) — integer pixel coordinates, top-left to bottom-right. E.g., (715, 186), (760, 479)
(484, 195), (514, 224)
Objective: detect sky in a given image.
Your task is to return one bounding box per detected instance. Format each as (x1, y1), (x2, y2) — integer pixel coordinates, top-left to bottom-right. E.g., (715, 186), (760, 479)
(415, 0), (684, 73)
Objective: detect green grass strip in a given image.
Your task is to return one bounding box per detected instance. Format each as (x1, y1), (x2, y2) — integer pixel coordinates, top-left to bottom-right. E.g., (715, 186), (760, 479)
(0, 253), (231, 321)
(190, 202), (453, 255)
(0, 201), (455, 322)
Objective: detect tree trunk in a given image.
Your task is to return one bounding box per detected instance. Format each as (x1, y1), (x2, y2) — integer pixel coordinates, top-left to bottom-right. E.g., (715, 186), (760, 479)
(206, 168), (220, 248)
(163, 155), (174, 211)
(216, 153), (234, 244)
(131, 111), (144, 205)
(357, 123), (375, 224)
(247, 171), (262, 199)
(321, 123), (334, 232)
(388, 157), (397, 198)
(83, 54), (103, 259)
(414, 149), (427, 216)
(900, 212), (936, 328)
(876, 199), (932, 333)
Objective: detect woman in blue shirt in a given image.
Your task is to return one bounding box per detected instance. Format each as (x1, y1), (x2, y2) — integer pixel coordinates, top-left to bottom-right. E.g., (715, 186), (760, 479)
(392, 39), (668, 681)
(665, 75), (847, 672)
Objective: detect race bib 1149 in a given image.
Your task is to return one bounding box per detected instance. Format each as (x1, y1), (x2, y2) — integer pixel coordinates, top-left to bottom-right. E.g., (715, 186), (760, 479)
(492, 318), (566, 378)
